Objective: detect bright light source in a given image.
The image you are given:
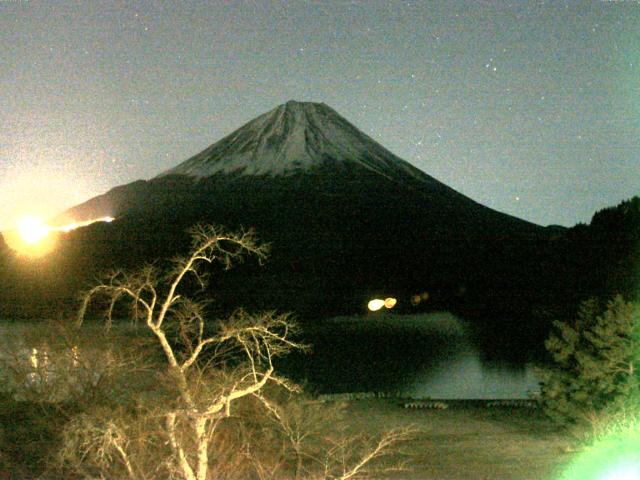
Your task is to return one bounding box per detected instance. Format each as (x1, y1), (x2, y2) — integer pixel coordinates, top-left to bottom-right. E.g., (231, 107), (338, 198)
(559, 418), (640, 480)
(5, 216), (57, 257)
(17, 216), (50, 245)
(56, 216), (115, 232)
(600, 462), (640, 480)
(368, 299), (385, 312)
(5, 215), (115, 257)
(30, 347), (39, 369)
(368, 297), (397, 311)
(384, 298), (397, 309)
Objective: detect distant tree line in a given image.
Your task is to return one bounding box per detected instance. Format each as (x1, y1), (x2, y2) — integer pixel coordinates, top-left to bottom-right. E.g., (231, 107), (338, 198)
(0, 196), (638, 338)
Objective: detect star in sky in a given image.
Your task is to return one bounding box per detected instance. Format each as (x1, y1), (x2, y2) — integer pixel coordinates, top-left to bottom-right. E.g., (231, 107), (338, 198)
(0, 0), (638, 230)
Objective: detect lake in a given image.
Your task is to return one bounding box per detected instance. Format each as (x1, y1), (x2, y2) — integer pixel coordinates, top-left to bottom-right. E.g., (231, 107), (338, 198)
(280, 311), (541, 399)
(1, 312), (542, 400)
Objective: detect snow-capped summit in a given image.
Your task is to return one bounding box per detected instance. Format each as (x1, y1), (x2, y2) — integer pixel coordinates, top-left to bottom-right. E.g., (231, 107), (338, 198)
(158, 100), (429, 183)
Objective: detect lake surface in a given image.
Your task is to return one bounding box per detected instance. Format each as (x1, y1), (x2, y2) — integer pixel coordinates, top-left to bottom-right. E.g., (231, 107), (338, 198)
(1, 312), (542, 400)
(280, 312), (541, 399)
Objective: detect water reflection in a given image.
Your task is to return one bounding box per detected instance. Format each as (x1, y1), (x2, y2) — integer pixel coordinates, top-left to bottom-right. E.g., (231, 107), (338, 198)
(282, 312), (541, 399)
(406, 350), (539, 399)
(1, 313), (542, 401)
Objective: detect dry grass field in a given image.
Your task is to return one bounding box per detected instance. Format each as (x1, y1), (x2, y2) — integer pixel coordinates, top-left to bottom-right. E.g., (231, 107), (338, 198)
(338, 398), (577, 480)
(0, 395), (580, 479)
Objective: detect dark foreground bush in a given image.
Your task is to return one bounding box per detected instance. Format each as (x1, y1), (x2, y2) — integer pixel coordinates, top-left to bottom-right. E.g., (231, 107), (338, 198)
(537, 296), (640, 433)
(0, 394), (76, 478)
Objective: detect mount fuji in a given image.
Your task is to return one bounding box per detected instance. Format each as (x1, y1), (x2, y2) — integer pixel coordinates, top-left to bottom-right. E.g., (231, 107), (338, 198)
(160, 100), (444, 182)
(63, 100), (544, 247)
(6, 101), (557, 324)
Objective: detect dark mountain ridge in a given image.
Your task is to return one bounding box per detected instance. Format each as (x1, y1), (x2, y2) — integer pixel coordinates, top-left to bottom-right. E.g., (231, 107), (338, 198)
(65, 101), (540, 233)
(4, 101), (619, 347)
(53, 102), (549, 320)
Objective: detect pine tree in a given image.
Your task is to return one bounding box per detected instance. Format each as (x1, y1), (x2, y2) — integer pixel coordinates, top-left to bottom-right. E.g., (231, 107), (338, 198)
(538, 296), (640, 427)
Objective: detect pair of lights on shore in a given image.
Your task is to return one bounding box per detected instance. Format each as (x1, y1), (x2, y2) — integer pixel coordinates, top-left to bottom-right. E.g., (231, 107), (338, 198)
(410, 291), (430, 306)
(367, 298), (397, 312)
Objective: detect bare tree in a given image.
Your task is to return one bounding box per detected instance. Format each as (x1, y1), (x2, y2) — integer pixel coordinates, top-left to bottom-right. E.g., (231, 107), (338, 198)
(67, 224), (415, 480)
(74, 224), (306, 480)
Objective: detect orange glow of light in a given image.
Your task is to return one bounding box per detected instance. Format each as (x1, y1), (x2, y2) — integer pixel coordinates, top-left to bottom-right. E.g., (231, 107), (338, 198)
(368, 297), (398, 312)
(4, 215), (115, 257)
(3, 215), (58, 257)
(56, 216), (114, 232)
(410, 291), (429, 307)
(17, 216), (50, 245)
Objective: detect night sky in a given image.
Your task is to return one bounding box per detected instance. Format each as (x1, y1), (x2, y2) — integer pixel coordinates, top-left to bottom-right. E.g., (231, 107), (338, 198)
(1, 0), (638, 231)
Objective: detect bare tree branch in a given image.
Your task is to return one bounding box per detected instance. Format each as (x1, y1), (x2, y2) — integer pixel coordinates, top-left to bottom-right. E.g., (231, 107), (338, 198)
(68, 223), (413, 480)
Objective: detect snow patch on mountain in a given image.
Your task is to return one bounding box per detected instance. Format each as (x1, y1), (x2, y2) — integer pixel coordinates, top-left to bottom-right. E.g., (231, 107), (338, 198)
(158, 101), (432, 184)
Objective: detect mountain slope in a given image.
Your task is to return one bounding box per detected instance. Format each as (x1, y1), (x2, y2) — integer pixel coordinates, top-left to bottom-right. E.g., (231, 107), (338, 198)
(15, 101), (553, 325)
(64, 101), (539, 235)
(159, 100), (436, 183)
